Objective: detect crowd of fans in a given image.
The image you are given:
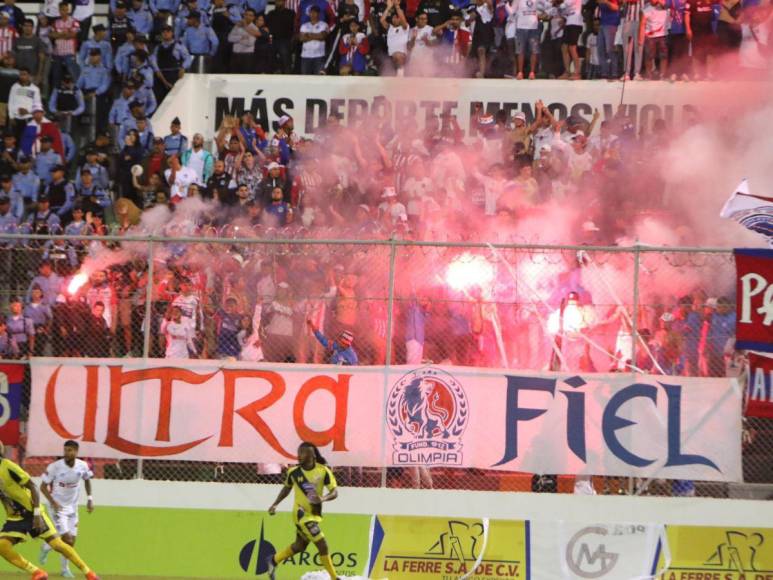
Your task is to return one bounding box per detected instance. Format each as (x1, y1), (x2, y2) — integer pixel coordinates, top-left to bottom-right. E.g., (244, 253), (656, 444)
(0, 0), (768, 111)
(0, 0), (744, 373)
(0, 46), (738, 376)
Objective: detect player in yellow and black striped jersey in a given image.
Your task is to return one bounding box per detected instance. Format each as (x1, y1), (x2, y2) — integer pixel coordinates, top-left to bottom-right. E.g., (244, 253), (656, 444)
(266, 442), (340, 580)
(0, 441), (100, 580)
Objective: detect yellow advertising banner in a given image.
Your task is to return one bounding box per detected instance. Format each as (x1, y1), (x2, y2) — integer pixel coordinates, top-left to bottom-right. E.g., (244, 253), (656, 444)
(367, 515), (529, 580)
(658, 526), (773, 580)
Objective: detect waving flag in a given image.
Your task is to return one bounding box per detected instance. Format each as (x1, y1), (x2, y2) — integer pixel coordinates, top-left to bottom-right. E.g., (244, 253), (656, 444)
(721, 180), (773, 246)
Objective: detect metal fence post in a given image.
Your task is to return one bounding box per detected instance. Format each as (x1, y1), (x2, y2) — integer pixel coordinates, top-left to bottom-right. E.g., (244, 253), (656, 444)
(137, 239), (155, 480)
(141, 240), (155, 360)
(629, 245), (641, 496)
(631, 245), (641, 374)
(379, 240), (398, 489)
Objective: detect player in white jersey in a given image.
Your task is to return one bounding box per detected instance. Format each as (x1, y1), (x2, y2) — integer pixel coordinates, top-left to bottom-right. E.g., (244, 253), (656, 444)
(39, 440), (94, 579)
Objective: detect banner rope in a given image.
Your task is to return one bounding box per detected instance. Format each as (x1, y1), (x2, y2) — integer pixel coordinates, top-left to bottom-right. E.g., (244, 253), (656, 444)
(459, 517), (490, 580)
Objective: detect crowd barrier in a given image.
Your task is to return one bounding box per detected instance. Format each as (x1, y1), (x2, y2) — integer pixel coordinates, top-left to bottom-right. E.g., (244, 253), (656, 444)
(1, 235), (771, 498)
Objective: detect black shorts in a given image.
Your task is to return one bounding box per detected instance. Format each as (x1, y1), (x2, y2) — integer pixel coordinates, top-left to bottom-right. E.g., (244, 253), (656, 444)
(1, 511), (57, 542)
(562, 25), (582, 45)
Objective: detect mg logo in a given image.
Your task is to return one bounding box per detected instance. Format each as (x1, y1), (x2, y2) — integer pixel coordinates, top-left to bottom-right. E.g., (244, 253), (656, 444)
(565, 526), (619, 578)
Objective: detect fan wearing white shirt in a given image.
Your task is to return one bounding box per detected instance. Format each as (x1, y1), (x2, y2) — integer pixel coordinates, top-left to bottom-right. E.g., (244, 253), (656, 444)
(381, 0), (410, 76)
(164, 154), (199, 201)
(39, 440), (94, 579)
(408, 12), (436, 75)
(639, 0), (669, 78)
(161, 305), (197, 358)
(558, 0), (586, 78)
(299, 6), (329, 75)
(513, 0), (547, 79)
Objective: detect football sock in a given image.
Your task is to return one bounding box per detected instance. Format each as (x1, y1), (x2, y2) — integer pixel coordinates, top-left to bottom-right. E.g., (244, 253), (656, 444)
(320, 554), (337, 579)
(273, 546), (295, 565)
(48, 537), (91, 573)
(0, 538), (39, 572)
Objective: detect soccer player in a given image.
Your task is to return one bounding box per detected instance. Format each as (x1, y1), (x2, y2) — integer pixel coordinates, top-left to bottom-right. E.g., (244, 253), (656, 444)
(0, 441), (99, 580)
(39, 440), (95, 578)
(266, 442), (340, 580)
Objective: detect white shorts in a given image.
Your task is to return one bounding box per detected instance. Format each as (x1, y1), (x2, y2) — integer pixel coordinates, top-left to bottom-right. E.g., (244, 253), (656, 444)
(52, 509), (79, 537)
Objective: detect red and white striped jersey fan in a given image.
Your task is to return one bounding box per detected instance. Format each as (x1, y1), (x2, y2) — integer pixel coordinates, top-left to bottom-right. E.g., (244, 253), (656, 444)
(0, 26), (18, 57)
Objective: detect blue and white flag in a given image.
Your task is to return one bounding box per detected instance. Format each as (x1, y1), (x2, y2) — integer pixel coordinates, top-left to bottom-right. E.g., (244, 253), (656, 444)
(721, 179), (773, 246)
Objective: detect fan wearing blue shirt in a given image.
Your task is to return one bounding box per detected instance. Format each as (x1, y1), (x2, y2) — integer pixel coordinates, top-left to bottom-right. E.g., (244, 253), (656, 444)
(182, 11), (219, 70)
(128, 0), (154, 34)
(306, 318), (358, 366)
(109, 82), (137, 127)
(263, 186), (292, 226)
(175, 0), (211, 36)
(705, 296), (736, 377)
(76, 150), (110, 191)
(151, 24), (193, 102)
(163, 117), (188, 156)
(0, 175), (24, 221)
(12, 155), (40, 211)
(79, 24), (114, 69)
(33, 137), (64, 187)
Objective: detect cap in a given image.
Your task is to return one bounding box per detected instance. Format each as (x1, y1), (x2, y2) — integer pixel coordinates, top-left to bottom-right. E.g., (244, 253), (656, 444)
(0, 12), (9, 19)
(705, 297), (718, 309)
(266, 161), (281, 171)
(278, 114), (292, 127)
(540, 144), (552, 153)
(134, 34), (148, 43)
(40, 135), (52, 143)
(115, 1), (127, 7)
(514, 112), (526, 122)
(88, 47), (101, 55)
(153, 136), (163, 143)
(92, 23), (106, 31)
(0, 193), (9, 203)
(32, 105), (44, 113)
(381, 187), (397, 198)
(187, 10), (201, 18)
(17, 154), (29, 163)
(277, 281), (290, 289)
(62, 73), (73, 82)
(129, 100), (143, 109)
(660, 312), (675, 322)
(161, 23), (173, 30)
(38, 194), (50, 202)
(340, 330), (354, 342)
(357, 204), (370, 213)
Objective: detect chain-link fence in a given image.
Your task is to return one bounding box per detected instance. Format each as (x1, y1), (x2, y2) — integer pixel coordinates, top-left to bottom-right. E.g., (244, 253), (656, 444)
(1, 232), (770, 500)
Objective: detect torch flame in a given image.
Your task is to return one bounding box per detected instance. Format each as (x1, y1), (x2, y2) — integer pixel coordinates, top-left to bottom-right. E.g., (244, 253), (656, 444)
(446, 254), (494, 292)
(547, 301), (587, 335)
(67, 272), (89, 295)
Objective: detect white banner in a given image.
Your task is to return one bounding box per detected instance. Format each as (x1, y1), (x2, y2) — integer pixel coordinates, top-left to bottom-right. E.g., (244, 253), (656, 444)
(152, 74), (768, 144)
(530, 521), (667, 580)
(28, 358), (742, 481)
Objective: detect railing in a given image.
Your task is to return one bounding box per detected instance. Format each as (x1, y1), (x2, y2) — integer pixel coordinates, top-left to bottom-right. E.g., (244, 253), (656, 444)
(1, 233), (769, 499)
